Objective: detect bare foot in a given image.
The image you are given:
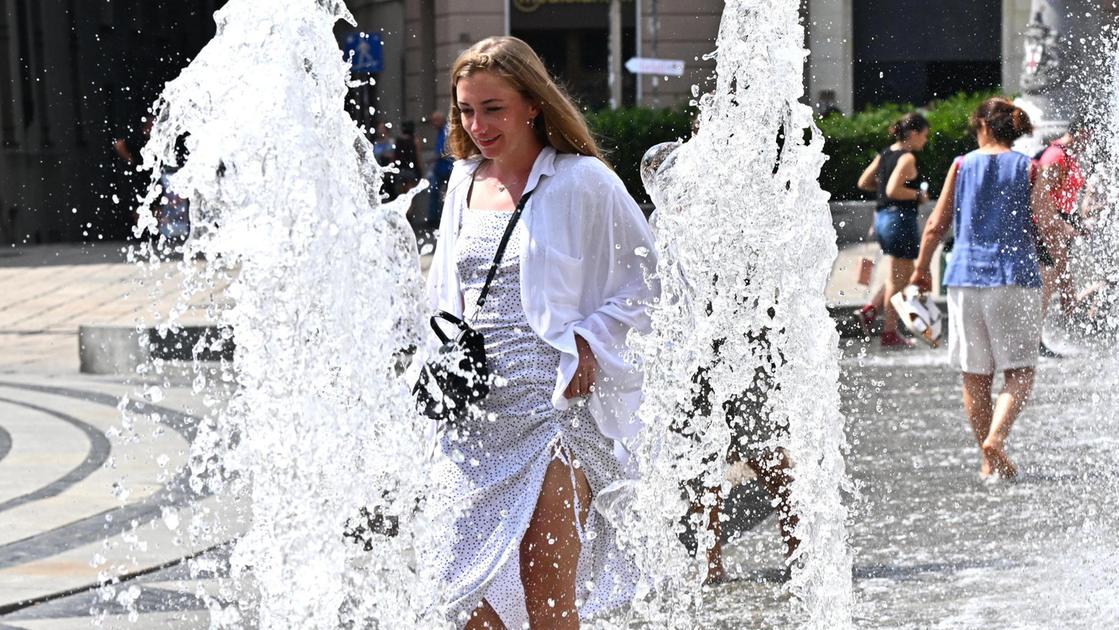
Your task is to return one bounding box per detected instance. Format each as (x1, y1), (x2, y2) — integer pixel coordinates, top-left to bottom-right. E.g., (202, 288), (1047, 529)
(979, 452), (994, 478)
(704, 562), (728, 586)
(981, 441), (1017, 479)
(781, 512), (800, 560)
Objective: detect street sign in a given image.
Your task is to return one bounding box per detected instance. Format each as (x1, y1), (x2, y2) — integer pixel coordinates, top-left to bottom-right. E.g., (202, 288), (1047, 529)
(343, 32), (383, 74)
(625, 57), (686, 77)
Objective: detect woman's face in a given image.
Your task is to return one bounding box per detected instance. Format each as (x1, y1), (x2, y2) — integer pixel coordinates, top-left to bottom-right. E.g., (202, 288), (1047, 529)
(908, 127), (930, 151)
(456, 70), (540, 161)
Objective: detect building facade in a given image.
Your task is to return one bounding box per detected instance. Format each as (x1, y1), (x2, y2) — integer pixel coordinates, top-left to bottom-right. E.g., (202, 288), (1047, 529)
(1, 0), (1110, 244)
(348, 0), (1038, 125)
(0, 0), (223, 244)
(345, 0), (725, 131)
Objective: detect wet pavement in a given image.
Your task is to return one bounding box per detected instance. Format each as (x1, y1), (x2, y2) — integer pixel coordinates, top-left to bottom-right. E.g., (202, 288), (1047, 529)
(707, 336), (1119, 629)
(1, 243), (1116, 628)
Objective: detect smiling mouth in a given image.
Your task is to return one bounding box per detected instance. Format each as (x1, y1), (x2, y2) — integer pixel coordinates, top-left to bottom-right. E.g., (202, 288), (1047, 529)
(477, 135), (500, 146)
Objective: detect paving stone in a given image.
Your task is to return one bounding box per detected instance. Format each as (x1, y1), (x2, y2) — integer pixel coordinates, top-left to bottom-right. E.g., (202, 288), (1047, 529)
(0, 402), (90, 507)
(0, 386), (188, 547)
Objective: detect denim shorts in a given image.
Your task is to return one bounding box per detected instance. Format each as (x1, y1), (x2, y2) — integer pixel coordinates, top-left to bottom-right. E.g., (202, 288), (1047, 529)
(875, 206), (920, 260)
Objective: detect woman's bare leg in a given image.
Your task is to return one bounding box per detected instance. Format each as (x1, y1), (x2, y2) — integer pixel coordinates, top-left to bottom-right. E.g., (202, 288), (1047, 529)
(1053, 241), (1077, 316)
(1041, 265), (1058, 319)
(962, 373), (995, 476)
(464, 600), (506, 630)
(1041, 234), (1073, 319)
(981, 367), (1035, 479)
(870, 285), (886, 314)
(520, 456), (591, 630)
(697, 486), (726, 585)
(882, 255), (901, 334)
(747, 450), (798, 559)
(882, 257), (915, 334)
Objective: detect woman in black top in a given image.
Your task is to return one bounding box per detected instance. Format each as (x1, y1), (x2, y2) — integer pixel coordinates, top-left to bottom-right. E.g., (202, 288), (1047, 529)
(856, 112), (930, 348)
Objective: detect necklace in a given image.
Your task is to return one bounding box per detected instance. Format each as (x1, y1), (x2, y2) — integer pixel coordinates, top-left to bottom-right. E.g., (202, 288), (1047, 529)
(484, 161), (522, 195)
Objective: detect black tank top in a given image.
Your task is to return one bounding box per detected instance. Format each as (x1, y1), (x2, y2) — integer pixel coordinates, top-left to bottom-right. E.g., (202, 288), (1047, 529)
(876, 148), (920, 210)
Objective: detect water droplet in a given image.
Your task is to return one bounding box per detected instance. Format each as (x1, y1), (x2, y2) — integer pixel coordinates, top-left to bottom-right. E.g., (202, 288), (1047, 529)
(144, 386), (164, 403)
(161, 507), (180, 531)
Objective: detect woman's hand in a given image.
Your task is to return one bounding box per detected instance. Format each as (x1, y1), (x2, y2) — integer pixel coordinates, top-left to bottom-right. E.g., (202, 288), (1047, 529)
(564, 335), (598, 399)
(909, 266), (933, 293)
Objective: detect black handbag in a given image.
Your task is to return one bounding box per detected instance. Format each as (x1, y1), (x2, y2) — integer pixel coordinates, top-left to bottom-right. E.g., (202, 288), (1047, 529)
(413, 182), (535, 424)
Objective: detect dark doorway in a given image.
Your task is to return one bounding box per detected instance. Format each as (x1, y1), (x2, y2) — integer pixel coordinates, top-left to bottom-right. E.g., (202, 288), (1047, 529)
(511, 1), (636, 111)
(853, 0), (1001, 109)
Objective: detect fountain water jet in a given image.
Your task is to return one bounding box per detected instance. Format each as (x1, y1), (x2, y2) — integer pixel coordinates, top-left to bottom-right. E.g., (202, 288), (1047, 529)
(108, 0), (857, 626)
(612, 0), (853, 627)
(112, 0), (454, 626)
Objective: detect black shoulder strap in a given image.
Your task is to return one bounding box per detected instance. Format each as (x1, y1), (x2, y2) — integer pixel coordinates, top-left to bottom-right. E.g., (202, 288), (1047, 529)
(474, 188), (534, 312)
(466, 162), (481, 207)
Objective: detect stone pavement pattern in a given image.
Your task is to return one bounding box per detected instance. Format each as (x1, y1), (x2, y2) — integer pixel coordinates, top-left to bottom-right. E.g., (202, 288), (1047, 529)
(0, 376), (234, 628)
(0, 244), (238, 628)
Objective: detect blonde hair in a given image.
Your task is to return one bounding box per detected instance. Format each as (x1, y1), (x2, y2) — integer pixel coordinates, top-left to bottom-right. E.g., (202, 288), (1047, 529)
(447, 36), (603, 162)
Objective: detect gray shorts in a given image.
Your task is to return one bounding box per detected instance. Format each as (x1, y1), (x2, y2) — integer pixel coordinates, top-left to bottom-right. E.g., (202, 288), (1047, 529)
(947, 285), (1042, 374)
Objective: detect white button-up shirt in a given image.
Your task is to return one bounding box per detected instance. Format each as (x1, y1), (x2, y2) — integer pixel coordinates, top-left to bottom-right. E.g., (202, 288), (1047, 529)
(426, 146), (659, 456)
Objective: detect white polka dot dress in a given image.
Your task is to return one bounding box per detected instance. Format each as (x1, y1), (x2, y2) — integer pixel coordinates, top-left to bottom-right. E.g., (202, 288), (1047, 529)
(428, 206), (635, 628)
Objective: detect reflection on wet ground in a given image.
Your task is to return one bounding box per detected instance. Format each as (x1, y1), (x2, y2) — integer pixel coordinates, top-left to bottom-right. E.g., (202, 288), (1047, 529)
(710, 337), (1119, 629)
(3, 336), (1115, 628)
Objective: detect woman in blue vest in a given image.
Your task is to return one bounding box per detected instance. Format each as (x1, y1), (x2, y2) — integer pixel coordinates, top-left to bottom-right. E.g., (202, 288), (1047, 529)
(909, 97), (1062, 479)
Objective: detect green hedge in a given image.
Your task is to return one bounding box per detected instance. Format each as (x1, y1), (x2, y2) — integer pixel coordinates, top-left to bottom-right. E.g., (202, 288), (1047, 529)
(817, 91), (997, 200)
(586, 91), (996, 204)
(587, 107), (695, 205)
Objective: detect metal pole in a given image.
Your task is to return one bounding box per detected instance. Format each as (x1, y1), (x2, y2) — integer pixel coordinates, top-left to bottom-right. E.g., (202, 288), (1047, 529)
(609, 0), (622, 110)
(651, 0), (659, 107)
(635, 0), (642, 106)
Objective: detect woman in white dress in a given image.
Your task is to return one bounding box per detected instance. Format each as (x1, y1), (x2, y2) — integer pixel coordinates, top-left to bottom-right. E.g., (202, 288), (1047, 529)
(424, 36), (658, 629)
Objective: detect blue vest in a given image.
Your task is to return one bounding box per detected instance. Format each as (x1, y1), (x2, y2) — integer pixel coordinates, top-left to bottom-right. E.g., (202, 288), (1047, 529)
(944, 151), (1041, 288)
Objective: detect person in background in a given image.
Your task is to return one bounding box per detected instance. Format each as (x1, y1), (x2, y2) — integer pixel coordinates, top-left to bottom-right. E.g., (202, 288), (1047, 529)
(113, 118), (154, 233)
(1034, 117), (1090, 357)
(427, 110), (454, 230)
(640, 141), (797, 587)
(372, 121), (398, 200)
(856, 113), (931, 348)
(113, 118), (152, 165)
(816, 89), (842, 118)
(393, 120), (424, 195)
(909, 97), (1061, 479)
(686, 328), (796, 585)
(154, 134), (191, 249)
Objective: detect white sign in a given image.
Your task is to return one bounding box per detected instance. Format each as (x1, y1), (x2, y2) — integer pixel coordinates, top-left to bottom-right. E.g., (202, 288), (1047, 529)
(625, 57), (686, 77)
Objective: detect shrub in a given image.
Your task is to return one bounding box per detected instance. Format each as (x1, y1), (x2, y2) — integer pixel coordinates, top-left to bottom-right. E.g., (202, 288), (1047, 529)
(817, 91), (998, 200)
(587, 107), (695, 204)
(586, 91), (997, 205)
